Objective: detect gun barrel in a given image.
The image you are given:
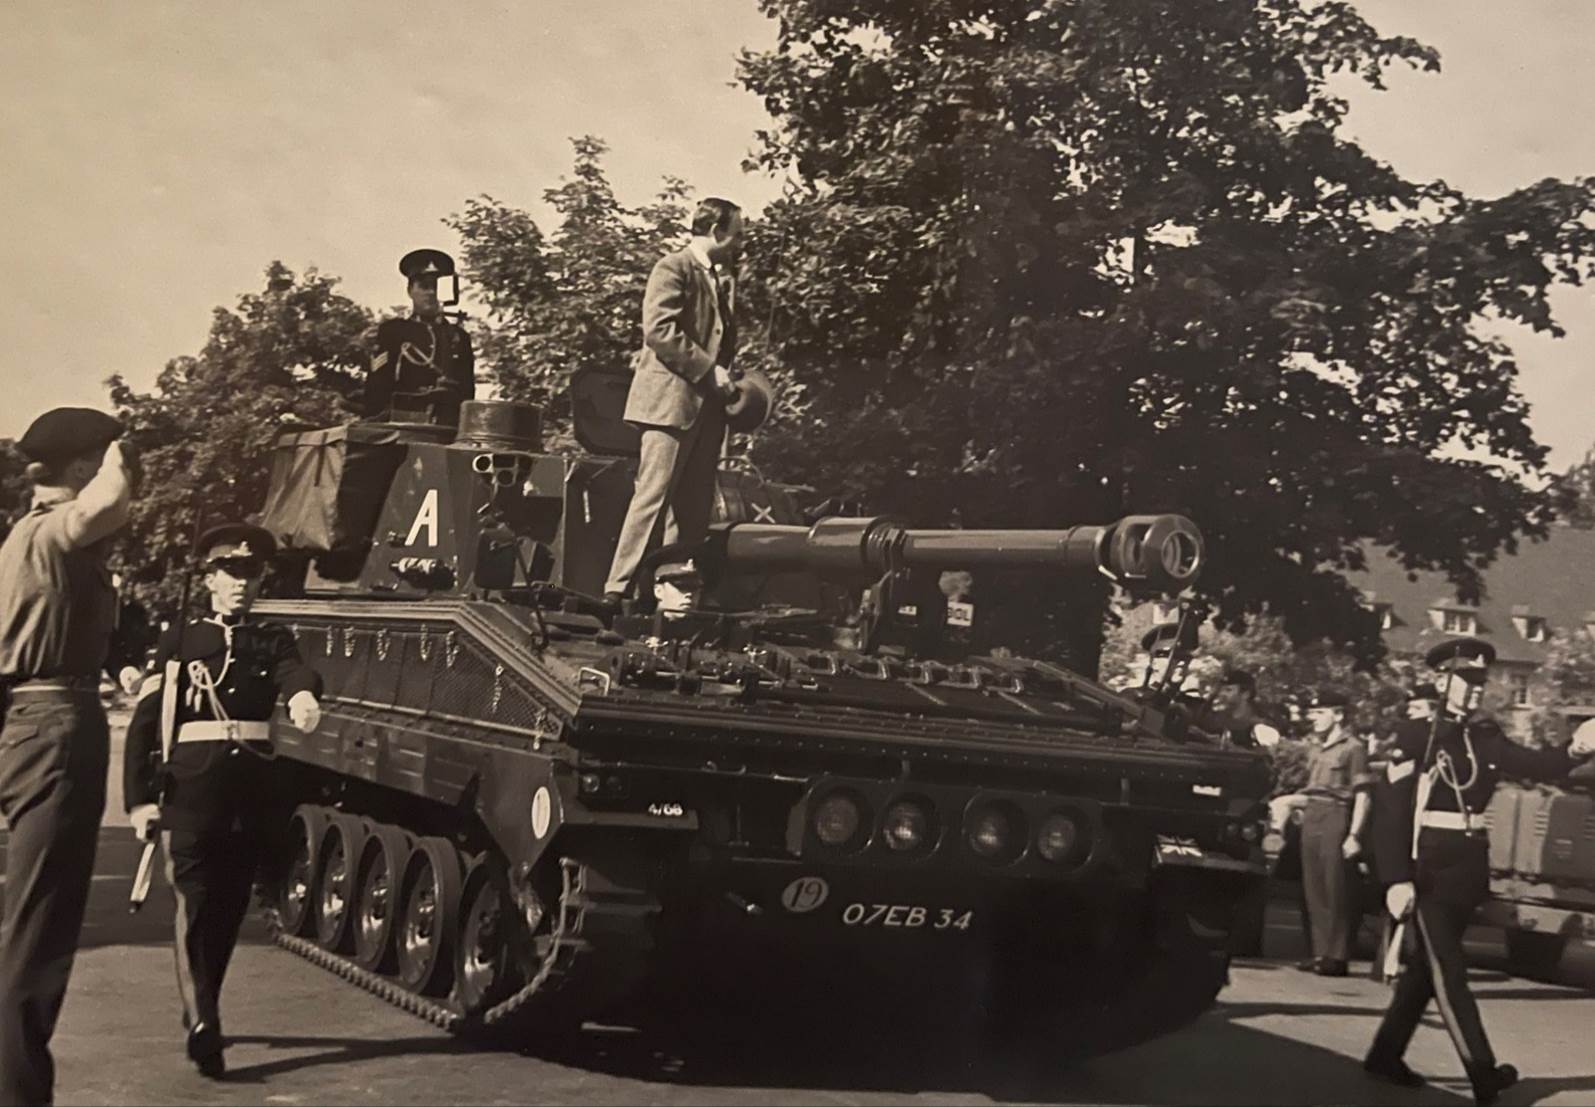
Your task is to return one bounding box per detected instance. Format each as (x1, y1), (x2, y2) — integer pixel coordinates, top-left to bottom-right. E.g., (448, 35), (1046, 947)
(708, 513), (1203, 591)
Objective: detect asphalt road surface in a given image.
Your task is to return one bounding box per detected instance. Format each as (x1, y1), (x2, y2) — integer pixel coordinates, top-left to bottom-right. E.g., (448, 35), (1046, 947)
(4, 713), (1594, 1105)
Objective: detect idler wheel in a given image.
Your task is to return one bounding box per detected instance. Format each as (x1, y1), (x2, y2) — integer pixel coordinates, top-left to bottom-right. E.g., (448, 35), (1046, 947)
(313, 812), (365, 952)
(455, 859), (518, 1014)
(277, 805), (326, 937)
(396, 836), (463, 996)
(352, 822), (413, 972)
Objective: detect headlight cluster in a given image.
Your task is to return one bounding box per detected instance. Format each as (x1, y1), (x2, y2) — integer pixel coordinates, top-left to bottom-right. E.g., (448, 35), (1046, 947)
(805, 786), (1093, 870)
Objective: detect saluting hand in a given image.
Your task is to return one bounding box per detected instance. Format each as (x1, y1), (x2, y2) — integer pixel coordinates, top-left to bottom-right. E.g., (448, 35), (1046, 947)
(288, 691), (322, 733)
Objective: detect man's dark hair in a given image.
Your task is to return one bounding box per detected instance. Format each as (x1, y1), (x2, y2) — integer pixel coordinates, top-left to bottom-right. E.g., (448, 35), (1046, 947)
(691, 197), (741, 237)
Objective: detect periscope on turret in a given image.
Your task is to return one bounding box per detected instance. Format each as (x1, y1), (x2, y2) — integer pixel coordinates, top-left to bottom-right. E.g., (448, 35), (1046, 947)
(240, 376), (1271, 1057)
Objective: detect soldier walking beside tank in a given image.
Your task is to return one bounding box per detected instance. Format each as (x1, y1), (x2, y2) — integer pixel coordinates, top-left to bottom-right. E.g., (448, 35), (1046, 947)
(0, 408), (133, 1106)
(1293, 688), (1371, 976)
(124, 524), (323, 1079)
(603, 197), (744, 608)
(363, 249), (476, 425)
(1364, 638), (1595, 1105)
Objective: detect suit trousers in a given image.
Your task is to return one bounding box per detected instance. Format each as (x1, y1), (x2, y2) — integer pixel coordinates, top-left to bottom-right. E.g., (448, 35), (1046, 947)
(1300, 798), (1354, 962)
(604, 401), (726, 596)
(162, 824), (262, 1037)
(1367, 893), (1496, 1080)
(0, 693), (108, 1107)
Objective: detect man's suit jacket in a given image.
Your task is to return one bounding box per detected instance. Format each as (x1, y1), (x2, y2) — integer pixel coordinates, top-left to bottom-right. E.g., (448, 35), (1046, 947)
(623, 248), (733, 430)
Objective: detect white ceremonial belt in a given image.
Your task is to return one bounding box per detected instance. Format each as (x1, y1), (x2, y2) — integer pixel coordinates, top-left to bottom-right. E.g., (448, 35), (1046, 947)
(176, 721), (271, 744)
(1420, 810), (1486, 832)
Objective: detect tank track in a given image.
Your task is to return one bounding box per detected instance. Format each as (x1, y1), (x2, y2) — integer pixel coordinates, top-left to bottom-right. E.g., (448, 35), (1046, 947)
(271, 852), (659, 1038)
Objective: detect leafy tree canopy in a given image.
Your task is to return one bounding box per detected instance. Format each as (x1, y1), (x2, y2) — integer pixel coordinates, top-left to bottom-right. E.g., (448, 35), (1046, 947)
(108, 262), (370, 614)
(1555, 448), (1595, 529)
(736, 0), (1595, 665)
(448, 137), (694, 447)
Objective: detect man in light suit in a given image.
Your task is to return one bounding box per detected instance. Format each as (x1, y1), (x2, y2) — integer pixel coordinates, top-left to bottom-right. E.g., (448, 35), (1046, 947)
(603, 197), (744, 605)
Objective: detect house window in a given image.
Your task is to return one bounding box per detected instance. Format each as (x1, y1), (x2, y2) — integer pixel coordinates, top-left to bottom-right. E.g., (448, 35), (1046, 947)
(1508, 672), (1531, 709)
(1512, 615), (1547, 643)
(1441, 610), (1477, 635)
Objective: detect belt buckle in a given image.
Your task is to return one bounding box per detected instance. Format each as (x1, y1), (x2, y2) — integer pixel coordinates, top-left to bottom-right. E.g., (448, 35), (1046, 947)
(224, 720), (240, 743)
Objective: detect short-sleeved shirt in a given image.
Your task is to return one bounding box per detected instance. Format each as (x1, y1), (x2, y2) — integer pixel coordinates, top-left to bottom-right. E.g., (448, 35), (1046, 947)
(0, 490), (116, 679)
(1300, 730), (1374, 803)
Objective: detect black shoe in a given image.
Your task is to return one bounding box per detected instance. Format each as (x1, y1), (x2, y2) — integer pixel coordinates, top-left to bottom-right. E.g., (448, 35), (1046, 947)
(1472, 1063), (1518, 1107)
(1295, 958), (1320, 972)
(601, 591), (626, 615)
(1364, 1056), (1426, 1088)
(1314, 959), (1349, 977)
(187, 1022), (225, 1080)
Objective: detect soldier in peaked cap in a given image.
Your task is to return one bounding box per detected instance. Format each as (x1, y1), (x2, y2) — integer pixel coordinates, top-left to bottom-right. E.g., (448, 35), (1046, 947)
(1364, 636), (1595, 1104)
(124, 523), (323, 1079)
(362, 248), (476, 425)
(1293, 686), (1372, 977)
(0, 407), (135, 1105)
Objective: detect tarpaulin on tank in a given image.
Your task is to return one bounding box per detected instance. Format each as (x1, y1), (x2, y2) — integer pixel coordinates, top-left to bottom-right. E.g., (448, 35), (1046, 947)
(258, 423), (406, 552)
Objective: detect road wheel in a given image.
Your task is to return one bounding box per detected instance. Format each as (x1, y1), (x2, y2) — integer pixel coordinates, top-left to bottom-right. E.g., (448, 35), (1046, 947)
(314, 813), (364, 952)
(352, 822), (412, 972)
(396, 836), (463, 996)
(455, 858), (519, 1014)
(276, 805), (325, 937)
(1505, 929), (1567, 979)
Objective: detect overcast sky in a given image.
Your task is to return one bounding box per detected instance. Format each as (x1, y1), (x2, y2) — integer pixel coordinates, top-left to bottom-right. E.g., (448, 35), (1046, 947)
(2, 1), (1591, 467)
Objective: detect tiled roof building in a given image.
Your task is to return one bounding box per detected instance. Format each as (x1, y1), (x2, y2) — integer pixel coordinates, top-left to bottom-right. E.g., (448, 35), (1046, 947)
(1346, 526), (1595, 738)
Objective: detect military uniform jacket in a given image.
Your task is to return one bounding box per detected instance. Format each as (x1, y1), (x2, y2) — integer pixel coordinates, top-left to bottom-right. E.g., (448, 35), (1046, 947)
(124, 616), (321, 833)
(1376, 714), (1574, 908)
(363, 315), (476, 418)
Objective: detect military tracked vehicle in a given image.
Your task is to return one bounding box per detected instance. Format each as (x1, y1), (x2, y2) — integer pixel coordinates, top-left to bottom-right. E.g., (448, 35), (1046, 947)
(248, 373), (1271, 1055)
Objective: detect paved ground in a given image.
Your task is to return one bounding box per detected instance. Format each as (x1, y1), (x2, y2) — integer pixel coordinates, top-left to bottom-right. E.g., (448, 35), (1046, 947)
(6, 710), (1595, 1105)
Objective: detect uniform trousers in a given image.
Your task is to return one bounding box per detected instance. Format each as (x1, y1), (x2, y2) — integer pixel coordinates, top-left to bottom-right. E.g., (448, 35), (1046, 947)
(162, 824), (262, 1036)
(1300, 798), (1354, 961)
(1368, 893), (1495, 1079)
(604, 402), (726, 597)
(0, 692), (108, 1106)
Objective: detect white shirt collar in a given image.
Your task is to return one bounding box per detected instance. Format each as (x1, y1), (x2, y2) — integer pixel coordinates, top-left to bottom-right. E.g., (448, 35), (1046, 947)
(686, 240), (715, 274)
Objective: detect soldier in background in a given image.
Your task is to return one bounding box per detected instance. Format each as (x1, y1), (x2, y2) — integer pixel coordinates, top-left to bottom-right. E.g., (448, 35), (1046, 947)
(0, 408), (133, 1106)
(1211, 669), (1282, 749)
(1293, 688), (1372, 976)
(363, 249), (476, 425)
(1364, 638), (1595, 1104)
(124, 524), (323, 1080)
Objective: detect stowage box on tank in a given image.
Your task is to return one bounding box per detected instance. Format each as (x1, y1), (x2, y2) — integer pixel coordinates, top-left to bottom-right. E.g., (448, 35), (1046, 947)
(248, 375), (1271, 1056)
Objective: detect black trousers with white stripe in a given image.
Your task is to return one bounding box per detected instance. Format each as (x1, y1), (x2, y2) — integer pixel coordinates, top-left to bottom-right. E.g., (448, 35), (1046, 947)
(162, 825), (261, 1036)
(1367, 894), (1495, 1079)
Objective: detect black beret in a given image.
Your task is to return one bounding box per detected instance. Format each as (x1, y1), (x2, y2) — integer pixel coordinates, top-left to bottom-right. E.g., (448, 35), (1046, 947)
(399, 249), (456, 280)
(17, 407), (122, 465)
(1219, 668), (1256, 691)
(1141, 620), (1196, 653)
(195, 523), (277, 563)
(1303, 687), (1350, 709)
(1424, 635), (1495, 672)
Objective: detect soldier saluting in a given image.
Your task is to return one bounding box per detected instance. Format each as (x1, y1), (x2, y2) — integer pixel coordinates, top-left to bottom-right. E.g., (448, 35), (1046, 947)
(362, 248), (476, 425)
(1364, 637), (1595, 1105)
(124, 524), (323, 1080)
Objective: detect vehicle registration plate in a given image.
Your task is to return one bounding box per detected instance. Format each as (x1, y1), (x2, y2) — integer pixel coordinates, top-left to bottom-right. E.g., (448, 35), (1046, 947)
(839, 903), (974, 931)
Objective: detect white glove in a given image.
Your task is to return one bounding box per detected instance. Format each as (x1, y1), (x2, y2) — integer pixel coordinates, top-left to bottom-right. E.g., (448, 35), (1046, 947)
(1341, 833), (1362, 860)
(129, 803), (161, 843)
(1570, 719), (1595, 758)
(118, 666), (143, 696)
(1385, 881), (1416, 921)
(288, 691), (322, 733)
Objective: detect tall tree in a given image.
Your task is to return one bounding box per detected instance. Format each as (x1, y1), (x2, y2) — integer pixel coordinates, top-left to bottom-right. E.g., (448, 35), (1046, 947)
(448, 137), (693, 447)
(736, 0), (1595, 670)
(108, 262), (370, 613)
(0, 440), (32, 540)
